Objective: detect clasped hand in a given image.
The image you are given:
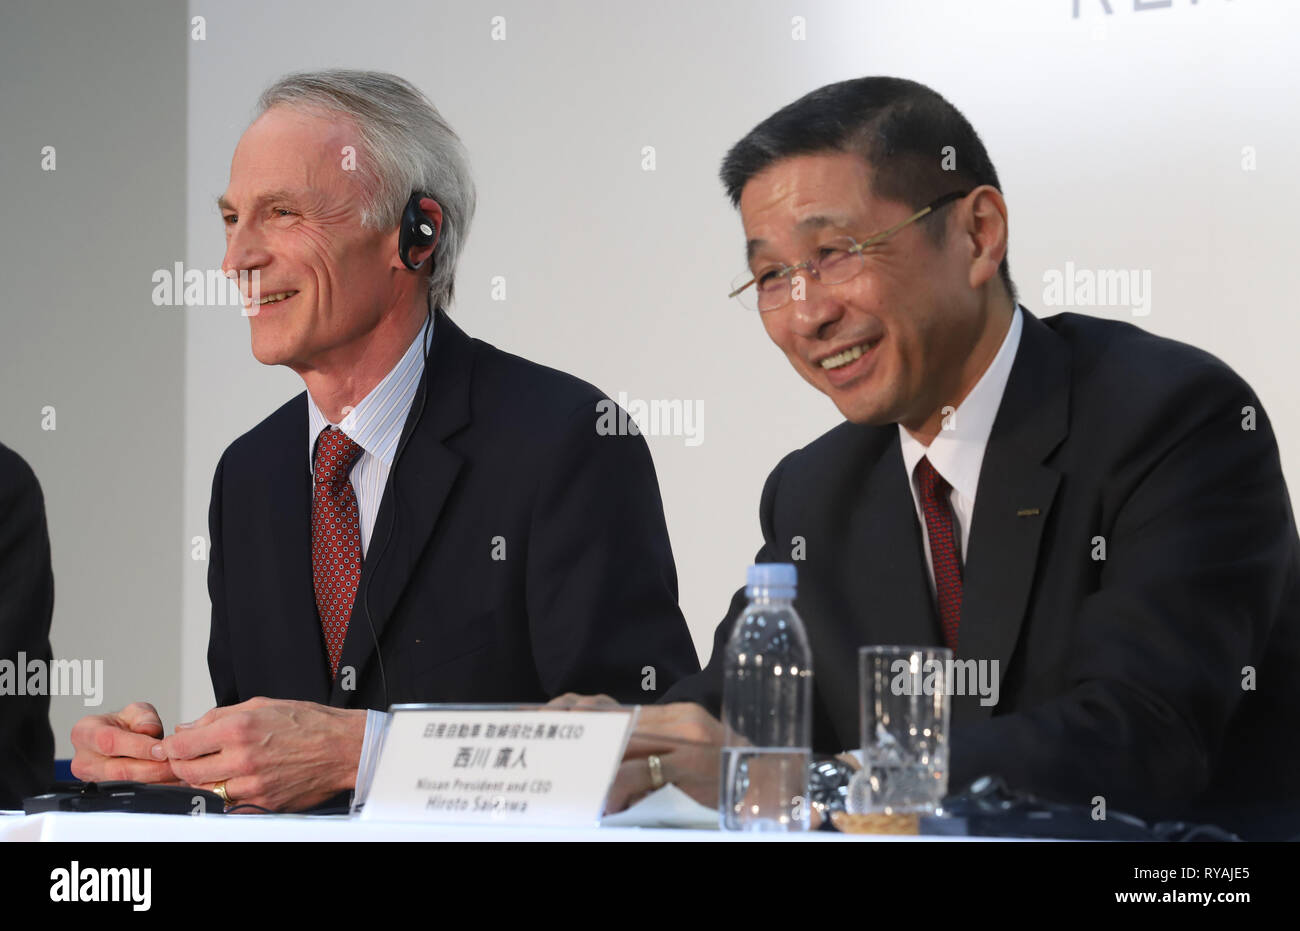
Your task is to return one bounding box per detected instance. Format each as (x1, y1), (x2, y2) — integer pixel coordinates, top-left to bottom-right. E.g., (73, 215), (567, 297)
(70, 697), (365, 811)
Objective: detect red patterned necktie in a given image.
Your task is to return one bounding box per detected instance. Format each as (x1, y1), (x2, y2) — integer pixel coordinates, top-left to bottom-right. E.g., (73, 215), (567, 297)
(915, 456), (962, 652)
(311, 426), (364, 678)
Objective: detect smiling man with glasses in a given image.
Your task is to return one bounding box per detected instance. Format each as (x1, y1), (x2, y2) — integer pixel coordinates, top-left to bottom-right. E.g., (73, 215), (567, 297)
(559, 76), (1300, 839)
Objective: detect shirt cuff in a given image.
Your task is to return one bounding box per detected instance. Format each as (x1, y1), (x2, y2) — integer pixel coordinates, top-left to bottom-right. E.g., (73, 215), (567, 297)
(353, 708), (393, 808)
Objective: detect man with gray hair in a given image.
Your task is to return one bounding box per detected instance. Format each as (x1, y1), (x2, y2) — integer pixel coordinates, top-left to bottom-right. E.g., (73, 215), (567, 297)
(69, 70), (697, 811)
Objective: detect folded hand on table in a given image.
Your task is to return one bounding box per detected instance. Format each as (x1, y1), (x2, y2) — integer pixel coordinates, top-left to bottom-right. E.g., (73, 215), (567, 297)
(160, 697), (367, 812)
(70, 701), (180, 785)
(548, 693), (724, 814)
(74, 696), (368, 812)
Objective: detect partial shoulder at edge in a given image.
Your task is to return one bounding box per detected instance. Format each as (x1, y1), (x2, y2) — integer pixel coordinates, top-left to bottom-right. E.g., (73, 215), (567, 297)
(0, 441), (43, 505)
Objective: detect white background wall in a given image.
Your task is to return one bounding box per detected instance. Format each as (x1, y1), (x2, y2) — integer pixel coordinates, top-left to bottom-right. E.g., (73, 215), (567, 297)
(1, 1), (185, 758)
(40, 0), (1294, 731)
(180, 0), (1300, 722)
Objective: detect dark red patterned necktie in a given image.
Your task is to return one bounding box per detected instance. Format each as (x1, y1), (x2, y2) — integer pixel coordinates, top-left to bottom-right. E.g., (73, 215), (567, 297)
(311, 426), (364, 678)
(916, 457), (962, 652)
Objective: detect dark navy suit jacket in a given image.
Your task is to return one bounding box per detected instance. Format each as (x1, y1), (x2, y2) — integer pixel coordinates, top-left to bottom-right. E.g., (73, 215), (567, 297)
(207, 309), (698, 720)
(666, 309), (1300, 839)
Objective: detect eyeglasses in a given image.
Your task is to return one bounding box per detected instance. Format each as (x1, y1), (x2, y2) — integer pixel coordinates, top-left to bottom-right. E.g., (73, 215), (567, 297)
(728, 191), (970, 313)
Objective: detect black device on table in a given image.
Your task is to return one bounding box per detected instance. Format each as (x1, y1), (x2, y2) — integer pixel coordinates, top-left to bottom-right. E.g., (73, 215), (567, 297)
(24, 781), (228, 816)
(923, 776), (1243, 841)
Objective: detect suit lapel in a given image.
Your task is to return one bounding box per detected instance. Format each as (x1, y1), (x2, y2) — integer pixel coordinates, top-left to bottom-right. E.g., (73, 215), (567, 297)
(329, 309), (473, 706)
(954, 309), (1069, 725)
(265, 397), (333, 704)
(814, 432), (941, 747)
(849, 432), (941, 649)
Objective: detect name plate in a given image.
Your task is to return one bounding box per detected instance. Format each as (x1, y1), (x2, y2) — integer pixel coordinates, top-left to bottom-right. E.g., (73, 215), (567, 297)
(359, 704), (637, 827)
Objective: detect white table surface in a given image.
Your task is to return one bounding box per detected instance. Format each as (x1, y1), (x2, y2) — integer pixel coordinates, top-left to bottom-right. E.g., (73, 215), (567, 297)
(0, 810), (1011, 842)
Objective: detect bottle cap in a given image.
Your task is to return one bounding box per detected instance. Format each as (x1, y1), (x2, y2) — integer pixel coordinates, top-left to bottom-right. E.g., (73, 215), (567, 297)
(746, 562), (797, 597)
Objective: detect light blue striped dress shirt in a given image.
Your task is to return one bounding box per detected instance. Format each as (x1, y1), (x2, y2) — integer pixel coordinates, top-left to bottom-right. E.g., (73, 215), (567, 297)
(304, 315), (433, 805)
(306, 315), (434, 556)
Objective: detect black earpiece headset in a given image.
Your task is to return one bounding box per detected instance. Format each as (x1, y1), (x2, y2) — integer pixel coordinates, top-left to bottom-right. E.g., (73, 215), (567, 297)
(358, 192), (439, 714)
(398, 191), (439, 271)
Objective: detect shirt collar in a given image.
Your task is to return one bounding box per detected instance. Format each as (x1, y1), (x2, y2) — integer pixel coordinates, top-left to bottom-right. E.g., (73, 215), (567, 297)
(307, 314), (434, 472)
(897, 303), (1024, 499)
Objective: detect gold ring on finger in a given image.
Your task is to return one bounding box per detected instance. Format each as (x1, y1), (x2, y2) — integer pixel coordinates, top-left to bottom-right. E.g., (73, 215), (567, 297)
(647, 754), (665, 790)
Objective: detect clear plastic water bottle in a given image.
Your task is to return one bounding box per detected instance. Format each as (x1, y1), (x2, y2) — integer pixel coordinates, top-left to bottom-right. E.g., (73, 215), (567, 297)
(720, 563), (813, 831)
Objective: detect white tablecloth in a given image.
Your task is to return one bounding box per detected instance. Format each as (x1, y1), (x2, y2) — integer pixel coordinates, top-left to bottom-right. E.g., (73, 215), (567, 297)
(0, 810), (1011, 842)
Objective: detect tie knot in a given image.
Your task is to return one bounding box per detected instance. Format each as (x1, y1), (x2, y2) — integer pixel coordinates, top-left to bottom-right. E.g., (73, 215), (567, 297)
(915, 456), (952, 503)
(313, 427), (363, 486)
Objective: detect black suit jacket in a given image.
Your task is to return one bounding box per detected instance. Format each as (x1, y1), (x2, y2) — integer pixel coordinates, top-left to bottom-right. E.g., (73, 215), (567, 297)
(665, 309), (1300, 838)
(0, 442), (55, 808)
(207, 309), (698, 717)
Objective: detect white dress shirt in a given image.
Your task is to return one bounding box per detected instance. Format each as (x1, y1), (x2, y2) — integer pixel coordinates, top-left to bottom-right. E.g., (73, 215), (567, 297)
(897, 304), (1023, 598)
(303, 315), (433, 806)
